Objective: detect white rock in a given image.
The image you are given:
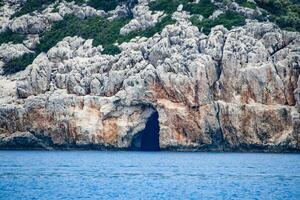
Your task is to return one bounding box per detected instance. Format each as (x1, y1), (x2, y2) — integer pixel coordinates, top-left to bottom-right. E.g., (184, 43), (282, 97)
(0, 43), (31, 62)
(120, 2), (164, 35)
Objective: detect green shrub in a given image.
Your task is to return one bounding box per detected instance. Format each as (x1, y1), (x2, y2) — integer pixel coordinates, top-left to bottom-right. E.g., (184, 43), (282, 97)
(37, 13), (174, 55)
(88, 0), (122, 11)
(87, 0), (138, 12)
(118, 14), (176, 43)
(235, 0), (257, 9)
(12, 0), (56, 18)
(102, 45), (121, 55)
(255, 0), (300, 31)
(12, 0), (87, 18)
(241, 2), (257, 9)
(3, 12), (176, 75)
(184, 0), (217, 18)
(149, 0), (186, 14)
(149, 0), (217, 18)
(255, 0), (285, 15)
(2, 53), (36, 75)
(191, 11), (246, 34)
(3, 15), (129, 75)
(12, 0), (139, 18)
(36, 15), (130, 54)
(67, 0), (86, 4)
(0, 30), (26, 45)
(51, 2), (60, 13)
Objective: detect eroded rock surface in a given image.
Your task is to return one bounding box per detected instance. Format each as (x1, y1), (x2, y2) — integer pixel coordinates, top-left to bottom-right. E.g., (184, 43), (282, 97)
(0, 2), (299, 151)
(120, 0), (164, 35)
(0, 43), (31, 62)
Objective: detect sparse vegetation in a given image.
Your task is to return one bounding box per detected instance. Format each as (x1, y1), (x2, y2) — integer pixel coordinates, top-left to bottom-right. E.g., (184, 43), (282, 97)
(255, 0), (300, 32)
(149, 0), (188, 14)
(236, 0), (257, 9)
(87, 0), (120, 11)
(87, 0), (138, 12)
(3, 11), (176, 75)
(12, 0), (56, 18)
(149, 0), (217, 18)
(191, 11), (246, 34)
(68, 0), (86, 4)
(4, 12), (172, 74)
(12, 0), (132, 18)
(35, 12), (175, 54)
(4, 0), (299, 75)
(0, 30), (26, 45)
(149, 0), (245, 35)
(118, 15), (176, 43)
(184, 0), (218, 17)
(3, 53), (36, 75)
(3, 15), (129, 75)
(36, 15), (130, 54)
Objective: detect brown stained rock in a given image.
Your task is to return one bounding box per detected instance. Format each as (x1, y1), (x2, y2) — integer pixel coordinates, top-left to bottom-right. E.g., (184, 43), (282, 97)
(101, 118), (119, 144)
(0, 17), (299, 151)
(218, 102), (296, 150)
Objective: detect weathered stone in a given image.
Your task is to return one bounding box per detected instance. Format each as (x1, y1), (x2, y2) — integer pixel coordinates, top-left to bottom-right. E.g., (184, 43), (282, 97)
(0, 1), (299, 152)
(120, 1), (164, 35)
(0, 43), (31, 62)
(10, 14), (50, 34)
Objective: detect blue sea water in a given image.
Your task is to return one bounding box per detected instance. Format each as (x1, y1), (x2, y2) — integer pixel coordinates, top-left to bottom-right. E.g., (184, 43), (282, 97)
(0, 151), (299, 200)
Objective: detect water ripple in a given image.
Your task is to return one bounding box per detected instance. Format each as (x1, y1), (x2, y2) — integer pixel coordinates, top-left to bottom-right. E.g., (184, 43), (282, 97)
(0, 151), (299, 200)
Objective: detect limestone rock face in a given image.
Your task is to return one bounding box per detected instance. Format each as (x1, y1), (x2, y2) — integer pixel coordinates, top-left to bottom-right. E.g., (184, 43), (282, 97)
(0, 0), (25, 32)
(7, 2), (105, 35)
(10, 14), (51, 34)
(56, 2), (105, 19)
(0, 4), (299, 151)
(120, 0), (164, 35)
(227, 2), (262, 19)
(0, 43), (31, 62)
(0, 76), (17, 104)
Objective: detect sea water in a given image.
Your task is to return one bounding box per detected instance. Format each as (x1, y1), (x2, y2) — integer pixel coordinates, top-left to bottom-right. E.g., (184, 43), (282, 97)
(0, 151), (299, 200)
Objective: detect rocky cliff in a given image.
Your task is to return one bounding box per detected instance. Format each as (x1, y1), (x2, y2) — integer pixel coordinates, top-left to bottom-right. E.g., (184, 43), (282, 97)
(0, 0), (299, 151)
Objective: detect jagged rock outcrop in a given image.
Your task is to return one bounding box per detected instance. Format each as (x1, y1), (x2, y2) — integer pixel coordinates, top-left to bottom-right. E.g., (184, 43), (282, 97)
(214, 0), (263, 20)
(8, 1), (105, 35)
(0, 1), (299, 151)
(0, 0), (26, 32)
(10, 14), (51, 34)
(227, 2), (262, 19)
(56, 1), (105, 19)
(120, 0), (164, 35)
(0, 43), (31, 62)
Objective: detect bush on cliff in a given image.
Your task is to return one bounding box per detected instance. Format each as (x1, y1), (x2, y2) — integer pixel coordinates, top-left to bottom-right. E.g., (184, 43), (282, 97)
(255, 0), (300, 31)
(36, 15), (130, 54)
(12, 0), (56, 18)
(118, 15), (176, 44)
(191, 11), (246, 34)
(236, 0), (257, 9)
(88, 0), (138, 12)
(11, 0), (130, 18)
(2, 11), (176, 75)
(2, 53), (36, 75)
(3, 15), (129, 75)
(149, 0), (217, 18)
(0, 30), (25, 45)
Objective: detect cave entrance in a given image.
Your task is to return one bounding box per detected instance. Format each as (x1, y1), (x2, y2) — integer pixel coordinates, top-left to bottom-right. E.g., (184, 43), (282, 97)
(131, 111), (160, 151)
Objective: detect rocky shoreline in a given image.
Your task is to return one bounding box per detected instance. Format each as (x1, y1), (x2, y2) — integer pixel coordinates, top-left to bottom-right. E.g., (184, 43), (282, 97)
(0, 0), (299, 152)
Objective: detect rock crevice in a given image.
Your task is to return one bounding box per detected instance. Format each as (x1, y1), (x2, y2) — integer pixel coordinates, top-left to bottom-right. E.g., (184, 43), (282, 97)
(0, 1), (299, 152)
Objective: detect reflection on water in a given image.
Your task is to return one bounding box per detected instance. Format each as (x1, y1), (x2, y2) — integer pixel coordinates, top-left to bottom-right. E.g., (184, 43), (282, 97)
(0, 151), (299, 200)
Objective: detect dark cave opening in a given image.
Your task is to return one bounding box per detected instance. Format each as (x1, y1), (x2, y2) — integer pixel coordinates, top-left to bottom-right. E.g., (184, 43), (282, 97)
(131, 111), (160, 151)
